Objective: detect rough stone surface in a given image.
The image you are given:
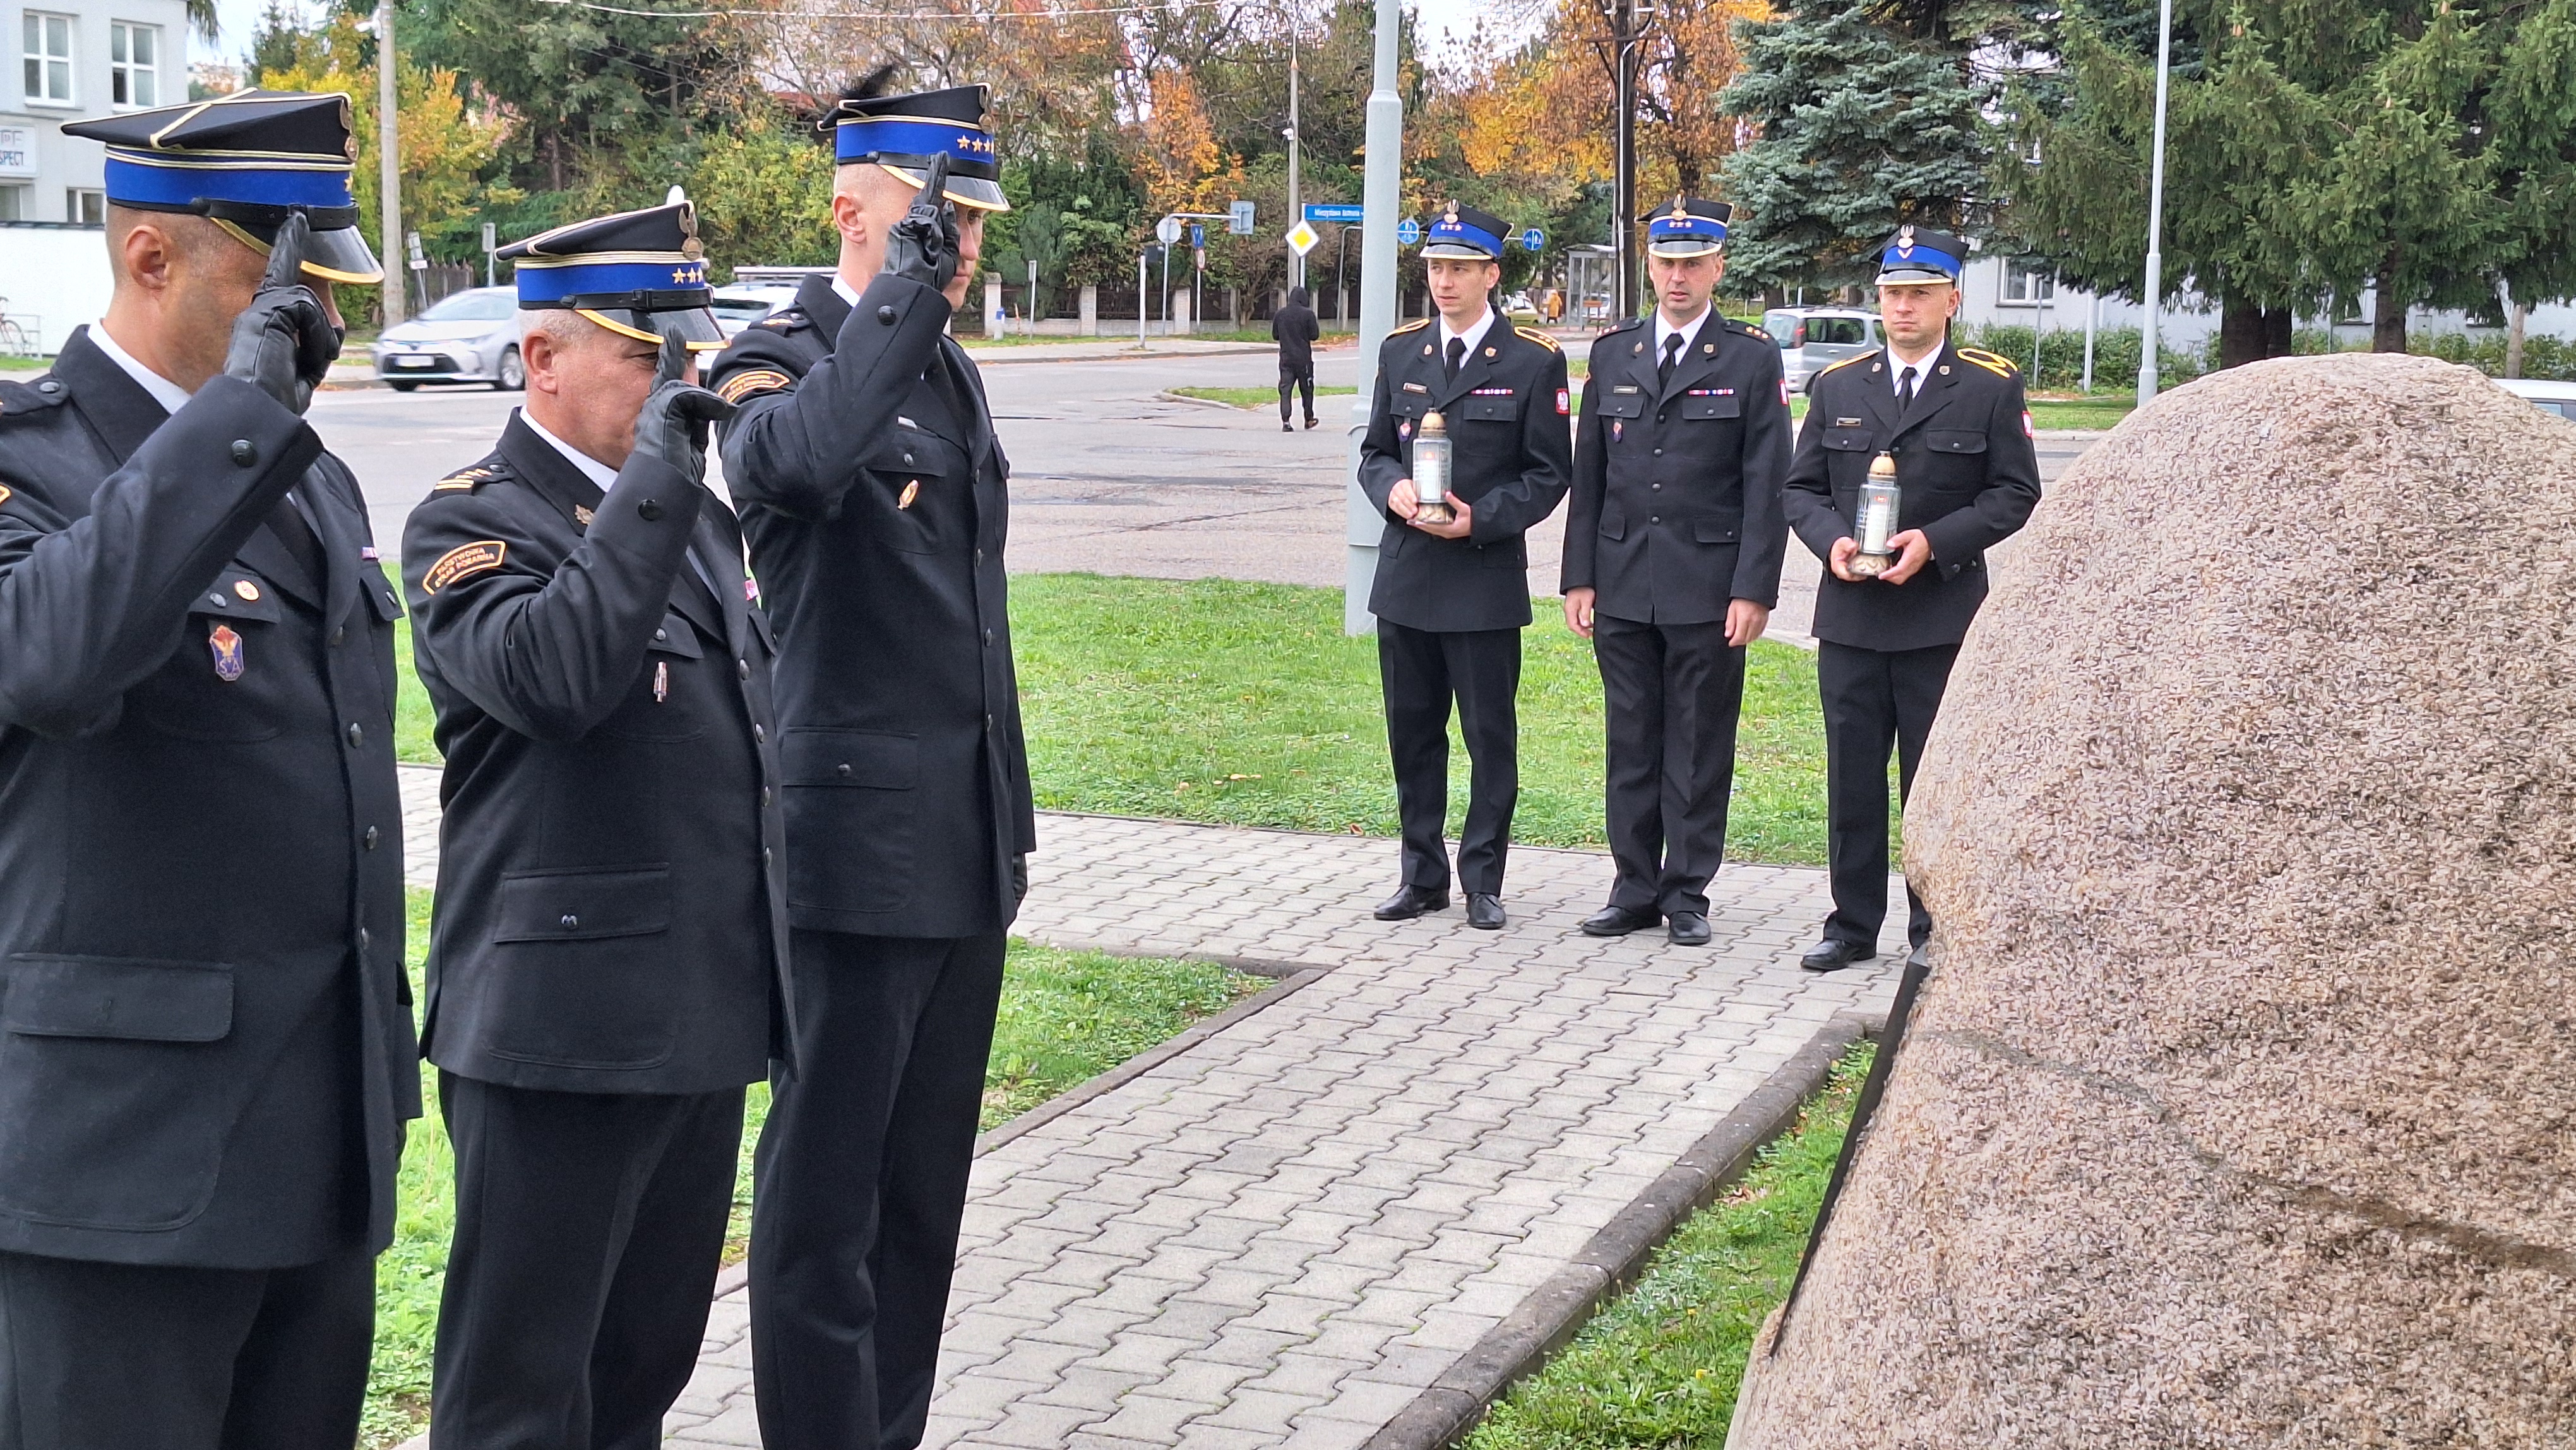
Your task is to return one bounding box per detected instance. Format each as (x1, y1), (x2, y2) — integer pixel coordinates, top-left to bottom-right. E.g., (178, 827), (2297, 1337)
(1729, 355), (2576, 1447)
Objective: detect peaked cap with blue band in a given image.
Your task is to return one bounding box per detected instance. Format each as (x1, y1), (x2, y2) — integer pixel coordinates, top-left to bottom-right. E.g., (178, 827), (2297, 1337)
(1421, 202), (1510, 261)
(820, 83), (1010, 212)
(499, 201), (726, 351)
(1875, 224), (1972, 285)
(62, 89), (383, 285)
(1645, 196), (1731, 258)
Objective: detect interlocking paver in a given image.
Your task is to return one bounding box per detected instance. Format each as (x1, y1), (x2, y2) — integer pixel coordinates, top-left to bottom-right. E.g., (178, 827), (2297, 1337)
(393, 773), (1901, 1448)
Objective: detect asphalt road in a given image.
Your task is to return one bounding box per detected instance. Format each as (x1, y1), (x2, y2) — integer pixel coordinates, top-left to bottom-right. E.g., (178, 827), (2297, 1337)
(314, 340), (2096, 645)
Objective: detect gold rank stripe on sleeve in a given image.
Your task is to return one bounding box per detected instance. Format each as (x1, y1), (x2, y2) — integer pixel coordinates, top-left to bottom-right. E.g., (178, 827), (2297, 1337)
(1514, 325), (1559, 352)
(1957, 347), (2020, 377)
(717, 368), (794, 405)
(1390, 318), (1431, 335)
(422, 540), (508, 594)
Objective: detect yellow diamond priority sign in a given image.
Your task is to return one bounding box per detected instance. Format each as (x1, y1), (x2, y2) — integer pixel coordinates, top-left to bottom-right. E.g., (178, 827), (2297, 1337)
(1285, 220), (1321, 256)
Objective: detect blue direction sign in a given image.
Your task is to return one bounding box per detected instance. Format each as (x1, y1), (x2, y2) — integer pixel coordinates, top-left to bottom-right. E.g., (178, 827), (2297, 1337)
(1303, 203), (1366, 224)
(1395, 218), (1422, 246)
(1521, 227), (1546, 253)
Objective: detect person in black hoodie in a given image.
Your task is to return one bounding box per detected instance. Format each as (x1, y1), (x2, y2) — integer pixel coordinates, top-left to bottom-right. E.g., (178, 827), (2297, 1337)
(1274, 285), (1321, 430)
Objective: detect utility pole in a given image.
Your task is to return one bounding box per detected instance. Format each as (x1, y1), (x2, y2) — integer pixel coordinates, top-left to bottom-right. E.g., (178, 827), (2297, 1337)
(1608, 0), (1642, 318)
(376, 0), (403, 325)
(1344, 0), (1402, 635)
(1286, 6), (1302, 293)
(2136, 0), (2173, 404)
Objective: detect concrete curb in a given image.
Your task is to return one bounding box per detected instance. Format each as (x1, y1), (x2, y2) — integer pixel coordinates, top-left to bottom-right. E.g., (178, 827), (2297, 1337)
(1359, 1009), (1883, 1450)
(1157, 389), (1249, 410)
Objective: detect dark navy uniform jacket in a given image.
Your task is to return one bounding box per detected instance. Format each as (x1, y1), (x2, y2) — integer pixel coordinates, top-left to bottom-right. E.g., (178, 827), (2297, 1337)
(1356, 315), (1574, 633)
(1563, 314), (1791, 625)
(1782, 339), (2044, 652)
(709, 272), (1035, 940)
(402, 414), (789, 1093)
(0, 328), (416, 1269)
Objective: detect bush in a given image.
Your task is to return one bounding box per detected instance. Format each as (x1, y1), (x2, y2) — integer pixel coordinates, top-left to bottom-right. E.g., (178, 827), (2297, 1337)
(1952, 322), (2205, 393)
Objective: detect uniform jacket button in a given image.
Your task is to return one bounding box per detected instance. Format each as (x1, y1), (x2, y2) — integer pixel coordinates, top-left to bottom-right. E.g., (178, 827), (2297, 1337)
(561, 914), (580, 930)
(903, 452), (915, 465)
(345, 722), (364, 747)
(229, 440), (258, 467)
(1652, 447), (1664, 457)
(983, 628), (994, 645)
(761, 786), (773, 806)
(654, 627), (667, 641)
(330, 626), (345, 646)
(753, 724), (765, 744)
(358, 926), (371, 950)
(837, 762), (852, 777)
(763, 847), (773, 865)
(638, 498), (664, 521)
(878, 305), (898, 324)
(738, 658), (751, 680)
(1650, 515), (1661, 524)
(37, 380), (58, 393)
(363, 825), (379, 850)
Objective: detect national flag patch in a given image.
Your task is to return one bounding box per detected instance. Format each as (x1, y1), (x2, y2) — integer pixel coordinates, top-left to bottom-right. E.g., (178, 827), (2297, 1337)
(1556, 388), (1570, 416)
(2022, 410), (2036, 438)
(1779, 379), (1791, 405)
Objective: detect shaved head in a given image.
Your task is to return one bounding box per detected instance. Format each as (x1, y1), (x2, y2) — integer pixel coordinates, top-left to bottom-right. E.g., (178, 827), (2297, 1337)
(99, 203), (285, 393)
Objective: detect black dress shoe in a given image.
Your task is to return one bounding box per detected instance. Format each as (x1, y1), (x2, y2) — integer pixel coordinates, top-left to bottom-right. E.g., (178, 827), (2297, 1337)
(1465, 893), (1506, 929)
(1282, 422), (1294, 432)
(1667, 911), (1711, 946)
(1580, 904), (1659, 937)
(1373, 884), (1449, 921)
(1800, 937), (1876, 972)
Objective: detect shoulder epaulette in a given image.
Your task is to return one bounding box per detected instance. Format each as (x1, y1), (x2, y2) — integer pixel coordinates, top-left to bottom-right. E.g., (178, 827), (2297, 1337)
(756, 311), (808, 332)
(430, 464), (499, 493)
(1390, 318), (1432, 335)
(1735, 321), (1772, 340)
(1816, 352), (1876, 380)
(1515, 325), (1560, 352)
(716, 368), (796, 406)
(1602, 316), (1645, 335)
(1957, 347), (2018, 377)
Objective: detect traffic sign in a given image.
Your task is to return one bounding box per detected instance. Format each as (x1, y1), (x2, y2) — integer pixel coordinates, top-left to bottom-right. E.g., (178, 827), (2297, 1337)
(1155, 215), (1183, 246)
(1304, 203), (1366, 224)
(1229, 200), (1255, 234)
(1521, 227), (1545, 253)
(1285, 220), (1321, 255)
(1395, 218), (1421, 246)
(1190, 224), (1205, 248)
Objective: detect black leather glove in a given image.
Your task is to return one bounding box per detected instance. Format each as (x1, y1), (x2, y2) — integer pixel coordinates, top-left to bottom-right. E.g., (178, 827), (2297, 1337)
(1011, 853), (1029, 906)
(881, 152), (960, 293)
(630, 335), (737, 489)
(222, 212), (338, 414)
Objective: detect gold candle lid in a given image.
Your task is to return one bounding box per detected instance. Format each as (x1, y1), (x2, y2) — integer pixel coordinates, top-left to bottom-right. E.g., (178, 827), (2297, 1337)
(1869, 450), (1896, 477)
(1421, 410), (1446, 434)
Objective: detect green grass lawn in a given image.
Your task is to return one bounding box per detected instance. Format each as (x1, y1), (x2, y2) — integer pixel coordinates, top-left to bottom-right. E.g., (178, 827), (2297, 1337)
(1464, 1045), (1872, 1450)
(1171, 383), (1361, 409)
(1782, 395), (2132, 429)
(366, 886), (1264, 1447)
(395, 575), (1842, 866)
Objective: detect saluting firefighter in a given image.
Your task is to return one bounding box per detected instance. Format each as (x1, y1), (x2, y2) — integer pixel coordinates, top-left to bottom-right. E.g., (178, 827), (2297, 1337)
(1562, 199), (1791, 947)
(1357, 203), (1574, 931)
(0, 92), (418, 1449)
(705, 76), (1035, 1450)
(1782, 227), (2042, 973)
(400, 201), (789, 1450)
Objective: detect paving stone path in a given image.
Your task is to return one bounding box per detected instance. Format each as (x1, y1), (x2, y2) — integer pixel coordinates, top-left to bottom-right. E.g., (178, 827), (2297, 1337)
(393, 768), (1902, 1449)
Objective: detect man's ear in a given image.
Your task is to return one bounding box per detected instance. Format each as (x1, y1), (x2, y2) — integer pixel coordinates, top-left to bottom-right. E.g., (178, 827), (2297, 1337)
(522, 329), (558, 393)
(831, 189), (869, 248)
(118, 219), (177, 295)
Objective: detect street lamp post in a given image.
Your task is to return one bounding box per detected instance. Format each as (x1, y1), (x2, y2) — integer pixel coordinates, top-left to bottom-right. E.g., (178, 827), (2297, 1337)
(376, 0), (403, 326)
(2137, 0), (2174, 404)
(1608, 0), (1642, 318)
(1286, 4), (1302, 292)
(1344, 0), (1402, 635)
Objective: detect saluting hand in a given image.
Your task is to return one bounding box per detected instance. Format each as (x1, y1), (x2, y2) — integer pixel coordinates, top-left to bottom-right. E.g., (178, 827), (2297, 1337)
(222, 212), (338, 415)
(631, 335), (737, 490)
(881, 152), (960, 292)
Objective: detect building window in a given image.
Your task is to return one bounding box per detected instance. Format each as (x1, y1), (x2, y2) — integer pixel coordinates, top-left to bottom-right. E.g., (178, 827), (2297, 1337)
(23, 12), (71, 104)
(2001, 256), (2056, 305)
(0, 184), (27, 220)
(109, 21), (155, 107)
(66, 187), (102, 224)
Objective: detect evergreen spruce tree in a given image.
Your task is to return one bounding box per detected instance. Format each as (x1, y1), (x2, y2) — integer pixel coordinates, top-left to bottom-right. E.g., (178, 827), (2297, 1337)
(1720, 0), (1991, 292)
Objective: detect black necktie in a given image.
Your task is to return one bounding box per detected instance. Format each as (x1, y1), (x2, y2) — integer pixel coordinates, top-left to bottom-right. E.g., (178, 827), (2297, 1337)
(1445, 337), (1465, 382)
(1660, 331), (1685, 386)
(1897, 365), (1919, 412)
(266, 491), (326, 589)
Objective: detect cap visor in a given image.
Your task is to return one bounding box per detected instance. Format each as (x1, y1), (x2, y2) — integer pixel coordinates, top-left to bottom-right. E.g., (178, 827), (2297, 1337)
(301, 225), (384, 285)
(576, 306), (728, 351)
(1873, 268), (1955, 287)
(1647, 240), (1723, 258)
(874, 162), (1011, 212)
(1419, 243), (1497, 259)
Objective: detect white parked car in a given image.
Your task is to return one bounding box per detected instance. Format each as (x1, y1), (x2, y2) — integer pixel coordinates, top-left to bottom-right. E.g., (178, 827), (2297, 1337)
(372, 287), (524, 392)
(2495, 376), (2576, 419)
(1762, 307), (1883, 394)
(712, 284), (801, 337)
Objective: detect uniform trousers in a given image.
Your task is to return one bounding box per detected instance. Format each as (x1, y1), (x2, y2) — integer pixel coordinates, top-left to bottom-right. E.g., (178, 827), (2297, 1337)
(1595, 613), (1746, 918)
(0, 1244), (373, 1450)
(751, 929), (1006, 1450)
(1379, 621), (1520, 897)
(431, 1073), (742, 1450)
(1817, 639), (1961, 950)
(1279, 364), (1316, 423)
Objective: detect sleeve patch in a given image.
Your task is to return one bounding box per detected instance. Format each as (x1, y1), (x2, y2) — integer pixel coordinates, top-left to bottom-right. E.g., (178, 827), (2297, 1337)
(1556, 388), (1570, 416)
(717, 368), (793, 405)
(422, 540), (508, 594)
(1780, 378), (1791, 406)
(2023, 409), (2036, 438)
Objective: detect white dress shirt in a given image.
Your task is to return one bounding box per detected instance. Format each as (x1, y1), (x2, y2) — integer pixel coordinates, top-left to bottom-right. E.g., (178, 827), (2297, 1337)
(1652, 305), (1711, 368)
(1886, 342), (1942, 397)
(90, 321), (194, 413)
(520, 410), (620, 489)
(1437, 307), (1496, 367)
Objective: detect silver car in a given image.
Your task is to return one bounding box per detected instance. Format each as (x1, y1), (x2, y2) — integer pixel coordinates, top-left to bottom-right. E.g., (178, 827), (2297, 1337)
(712, 284), (801, 338)
(2496, 376), (2576, 419)
(1763, 307), (1883, 393)
(372, 286), (524, 392)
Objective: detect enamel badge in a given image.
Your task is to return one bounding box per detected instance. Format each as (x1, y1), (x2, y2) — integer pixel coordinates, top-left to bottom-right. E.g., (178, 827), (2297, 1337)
(208, 623), (244, 681)
(1398, 419), (1413, 440)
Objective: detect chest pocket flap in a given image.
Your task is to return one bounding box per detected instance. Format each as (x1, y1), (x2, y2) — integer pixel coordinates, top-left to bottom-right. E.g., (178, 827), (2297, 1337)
(645, 613), (705, 659)
(187, 569), (284, 625)
(1461, 395), (1516, 422)
(366, 565), (404, 622)
(1594, 391), (1645, 419)
(1681, 394), (1742, 421)
(1925, 428), (1988, 454)
(1822, 426), (1875, 452)
(864, 427), (967, 479)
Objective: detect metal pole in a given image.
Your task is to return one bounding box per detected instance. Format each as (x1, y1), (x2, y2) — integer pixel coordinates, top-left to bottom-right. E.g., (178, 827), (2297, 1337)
(2082, 291), (2097, 392)
(1287, 5), (1302, 292)
(1611, 0), (1638, 319)
(1345, 0), (1402, 635)
(376, 0), (404, 326)
(1161, 244), (1172, 336)
(2137, 0), (2173, 404)
(1028, 259), (1039, 335)
(1336, 225), (1356, 324)
(1137, 251), (1147, 347)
